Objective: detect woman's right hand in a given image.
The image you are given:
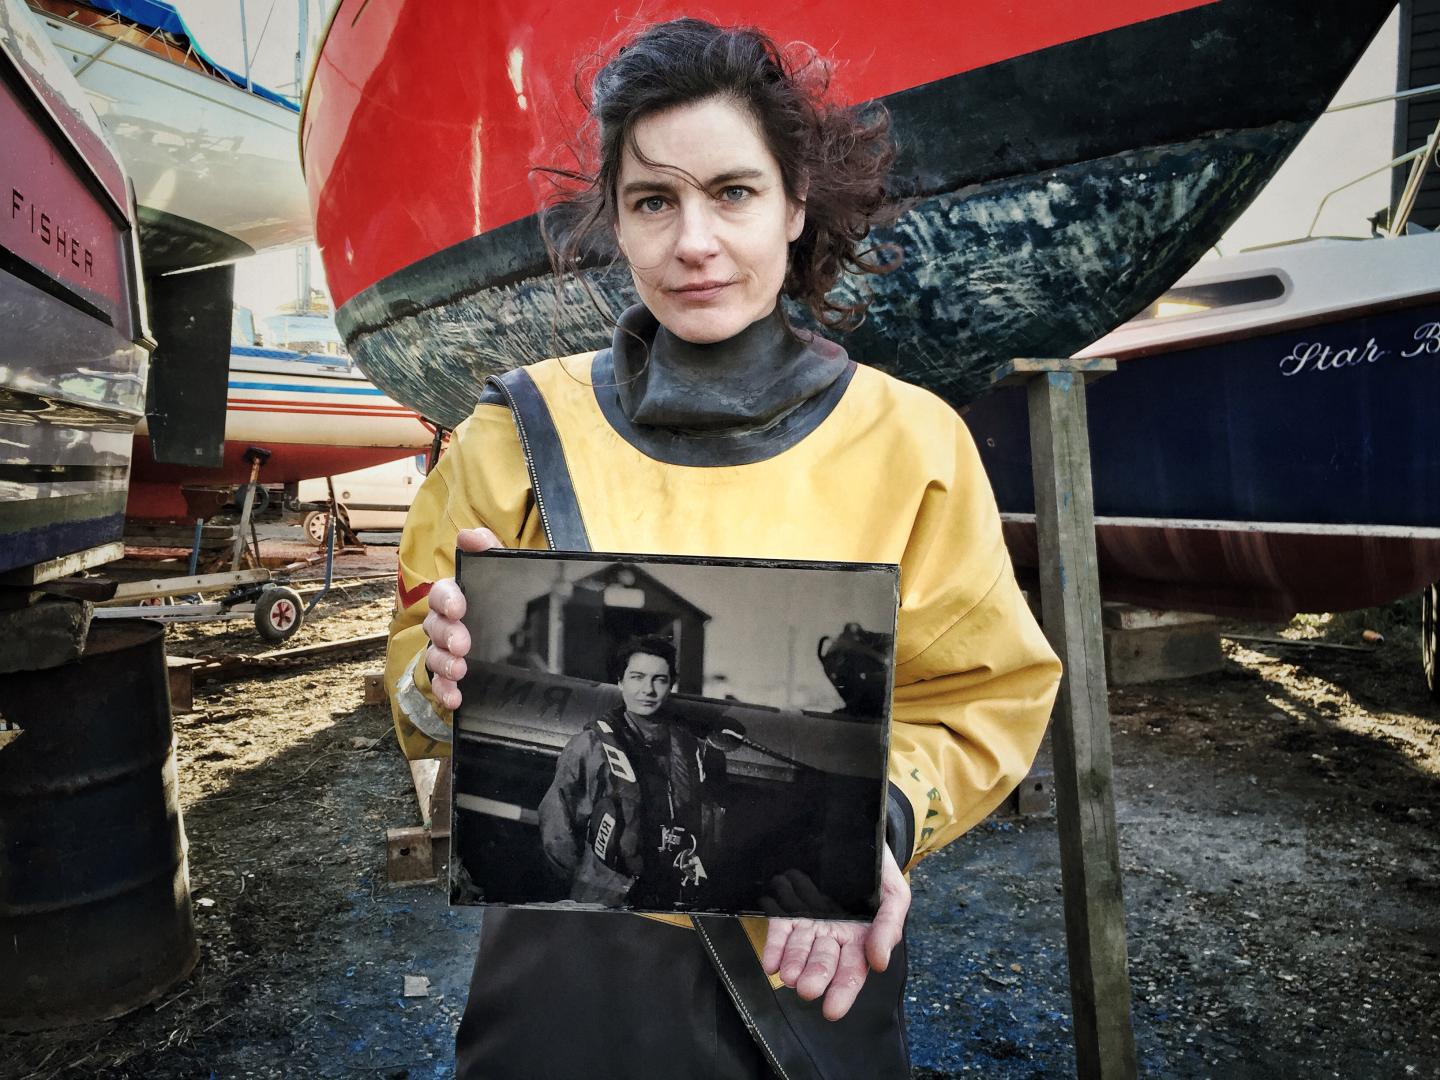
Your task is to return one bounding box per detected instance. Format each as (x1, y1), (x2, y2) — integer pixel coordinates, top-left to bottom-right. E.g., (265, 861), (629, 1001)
(422, 527), (504, 709)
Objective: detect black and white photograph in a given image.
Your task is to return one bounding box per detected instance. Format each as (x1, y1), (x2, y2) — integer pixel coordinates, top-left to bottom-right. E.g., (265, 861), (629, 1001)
(449, 550), (899, 919)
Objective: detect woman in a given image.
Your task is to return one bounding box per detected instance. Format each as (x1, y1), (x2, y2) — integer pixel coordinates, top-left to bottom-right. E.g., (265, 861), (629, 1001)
(384, 18), (1061, 1079)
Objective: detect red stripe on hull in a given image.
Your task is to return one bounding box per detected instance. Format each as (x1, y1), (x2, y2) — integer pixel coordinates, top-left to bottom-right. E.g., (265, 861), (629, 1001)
(127, 438), (426, 520)
(227, 403), (420, 418)
(304, 0), (1217, 307)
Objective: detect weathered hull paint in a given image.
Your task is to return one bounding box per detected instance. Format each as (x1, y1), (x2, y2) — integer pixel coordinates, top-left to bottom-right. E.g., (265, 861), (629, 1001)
(1002, 518), (1440, 621)
(308, 0), (1394, 424)
(337, 127), (1301, 427)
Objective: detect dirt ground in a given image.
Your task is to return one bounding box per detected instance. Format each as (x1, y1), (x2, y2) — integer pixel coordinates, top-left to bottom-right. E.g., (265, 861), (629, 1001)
(2, 544), (1436, 1079)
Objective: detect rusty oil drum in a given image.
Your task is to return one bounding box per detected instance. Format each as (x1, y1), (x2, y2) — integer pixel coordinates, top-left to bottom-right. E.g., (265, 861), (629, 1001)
(0, 620), (198, 1031)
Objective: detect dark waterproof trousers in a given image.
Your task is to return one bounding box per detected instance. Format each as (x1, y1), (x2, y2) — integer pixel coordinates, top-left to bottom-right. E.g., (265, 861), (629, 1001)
(455, 908), (910, 1080)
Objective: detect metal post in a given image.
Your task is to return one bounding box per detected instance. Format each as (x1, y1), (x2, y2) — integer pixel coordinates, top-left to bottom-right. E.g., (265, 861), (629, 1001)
(238, 0), (252, 92)
(992, 357), (1138, 1080)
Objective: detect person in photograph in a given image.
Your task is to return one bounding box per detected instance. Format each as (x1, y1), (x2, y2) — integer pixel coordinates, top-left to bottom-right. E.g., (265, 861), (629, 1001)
(387, 17), (1064, 1079)
(537, 634), (728, 909)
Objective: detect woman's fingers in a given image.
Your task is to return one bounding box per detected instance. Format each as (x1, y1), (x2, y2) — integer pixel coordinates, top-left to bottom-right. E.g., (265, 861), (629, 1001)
(760, 849), (911, 1020)
(413, 531), (498, 714)
(425, 643), (467, 685)
(761, 917), (794, 974)
(430, 671), (461, 711)
(421, 608), (471, 656)
(778, 920), (820, 989)
(426, 578), (466, 621)
(866, 846), (911, 973)
(457, 526), (503, 552)
(821, 939), (871, 1021)
(793, 932), (841, 1002)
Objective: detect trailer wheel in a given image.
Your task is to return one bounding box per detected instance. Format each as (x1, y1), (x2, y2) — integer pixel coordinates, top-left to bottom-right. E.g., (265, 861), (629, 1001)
(303, 510), (331, 544)
(255, 586), (304, 643)
(1424, 582), (1439, 702)
(234, 483), (270, 516)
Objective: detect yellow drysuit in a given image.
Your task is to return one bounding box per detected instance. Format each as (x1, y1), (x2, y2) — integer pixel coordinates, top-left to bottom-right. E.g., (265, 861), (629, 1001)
(385, 353), (1061, 872)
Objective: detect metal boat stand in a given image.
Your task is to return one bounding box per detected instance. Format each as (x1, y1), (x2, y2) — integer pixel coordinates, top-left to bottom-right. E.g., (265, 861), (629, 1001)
(990, 356), (1138, 1080)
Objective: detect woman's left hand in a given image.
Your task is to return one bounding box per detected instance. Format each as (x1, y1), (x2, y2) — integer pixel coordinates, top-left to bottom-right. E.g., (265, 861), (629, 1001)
(760, 844), (910, 1021)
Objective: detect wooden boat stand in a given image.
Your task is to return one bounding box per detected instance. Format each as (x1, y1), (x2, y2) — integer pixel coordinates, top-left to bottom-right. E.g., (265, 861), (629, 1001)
(991, 357), (1138, 1080)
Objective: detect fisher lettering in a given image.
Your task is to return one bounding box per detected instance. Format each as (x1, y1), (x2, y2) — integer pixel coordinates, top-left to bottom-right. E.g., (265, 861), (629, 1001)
(9, 190), (97, 276)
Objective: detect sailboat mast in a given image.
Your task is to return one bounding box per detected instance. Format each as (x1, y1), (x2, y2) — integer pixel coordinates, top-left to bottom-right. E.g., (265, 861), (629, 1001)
(297, 0), (312, 311)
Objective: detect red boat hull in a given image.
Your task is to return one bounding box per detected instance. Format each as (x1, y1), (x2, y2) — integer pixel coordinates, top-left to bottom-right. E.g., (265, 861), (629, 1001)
(304, 0), (1217, 309)
(125, 438), (423, 520)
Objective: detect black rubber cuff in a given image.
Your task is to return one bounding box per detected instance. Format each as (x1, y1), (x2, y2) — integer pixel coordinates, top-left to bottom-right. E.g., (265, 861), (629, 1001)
(885, 782), (915, 866)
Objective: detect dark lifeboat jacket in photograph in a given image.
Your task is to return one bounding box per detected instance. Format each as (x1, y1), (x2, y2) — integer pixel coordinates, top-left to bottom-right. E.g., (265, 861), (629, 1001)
(538, 704), (728, 908)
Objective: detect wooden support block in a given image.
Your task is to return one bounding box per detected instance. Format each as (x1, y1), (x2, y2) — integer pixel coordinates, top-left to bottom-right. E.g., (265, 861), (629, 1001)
(363, 671), (388, 705)
(1016, 768), (1053, 817)
(1025, 363), (1138, 1080)
(1104, 624), (1223, 686)
(386, 826), (436, 885)
(1101, 603), (1215, 631)
(408, 757), (454, 835)
(993, 356), (1117, 387)
(166, 656), (204, 713)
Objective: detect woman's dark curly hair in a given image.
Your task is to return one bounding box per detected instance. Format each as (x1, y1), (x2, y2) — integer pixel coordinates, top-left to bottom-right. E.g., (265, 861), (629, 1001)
(539, 18), (900, 331)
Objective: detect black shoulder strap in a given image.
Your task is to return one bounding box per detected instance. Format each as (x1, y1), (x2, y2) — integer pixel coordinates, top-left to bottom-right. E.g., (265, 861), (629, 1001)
(484, 368), (591, 551)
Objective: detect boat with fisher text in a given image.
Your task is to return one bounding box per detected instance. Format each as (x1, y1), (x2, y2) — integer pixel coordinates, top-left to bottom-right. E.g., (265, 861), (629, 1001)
(0, 0), (150, 579)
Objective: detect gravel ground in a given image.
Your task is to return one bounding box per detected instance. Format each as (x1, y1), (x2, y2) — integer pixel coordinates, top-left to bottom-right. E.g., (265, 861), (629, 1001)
(2, 558), (1435, 1078)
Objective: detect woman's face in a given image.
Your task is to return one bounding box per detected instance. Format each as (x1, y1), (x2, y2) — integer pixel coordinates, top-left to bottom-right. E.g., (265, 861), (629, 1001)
(613, 96), (805, 344)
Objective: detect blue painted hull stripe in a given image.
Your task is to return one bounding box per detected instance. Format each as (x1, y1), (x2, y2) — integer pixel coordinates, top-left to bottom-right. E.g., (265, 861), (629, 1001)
(228, 381), (386, 396)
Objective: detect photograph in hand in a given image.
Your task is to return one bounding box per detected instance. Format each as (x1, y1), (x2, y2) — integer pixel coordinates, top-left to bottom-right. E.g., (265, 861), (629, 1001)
(449, 550), (899, 919)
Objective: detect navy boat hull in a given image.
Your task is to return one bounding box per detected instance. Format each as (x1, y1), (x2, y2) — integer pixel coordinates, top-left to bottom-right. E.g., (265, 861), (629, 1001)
(966, 295), (1440, 617)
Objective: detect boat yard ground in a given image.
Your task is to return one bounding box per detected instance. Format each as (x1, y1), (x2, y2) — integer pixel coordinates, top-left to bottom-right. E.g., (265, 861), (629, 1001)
(1, 537), (1436, 1079)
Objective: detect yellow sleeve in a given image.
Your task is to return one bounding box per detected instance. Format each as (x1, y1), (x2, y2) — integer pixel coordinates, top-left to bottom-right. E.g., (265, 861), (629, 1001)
(885, 407), (1062, 868)
(383, 402), (543, 759)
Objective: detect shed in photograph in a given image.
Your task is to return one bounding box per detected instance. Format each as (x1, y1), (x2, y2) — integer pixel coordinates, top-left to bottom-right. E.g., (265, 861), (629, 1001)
(517, 562), (709, 691)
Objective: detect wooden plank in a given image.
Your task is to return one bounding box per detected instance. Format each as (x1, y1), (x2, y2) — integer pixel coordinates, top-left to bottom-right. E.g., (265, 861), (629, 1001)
(1027, 366), (1138, 1080)
(386, 826), (435, 885)
(107, 568), (272, 603)
(0, 542), (125, 586)
(408, 757), (453, 834)
(1100, 603), (1215, 631)
(363, 671), (388, 705)
(166, 656), (204, 713)
(993, 356), (1117, 387)
(1222, 633), (1377, 653)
